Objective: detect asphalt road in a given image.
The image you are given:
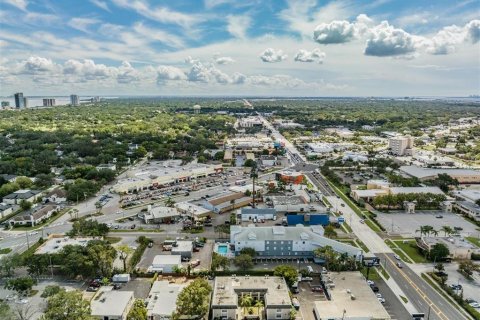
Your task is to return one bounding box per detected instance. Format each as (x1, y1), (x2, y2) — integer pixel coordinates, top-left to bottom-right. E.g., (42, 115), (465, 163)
(378, 252), (469, 320)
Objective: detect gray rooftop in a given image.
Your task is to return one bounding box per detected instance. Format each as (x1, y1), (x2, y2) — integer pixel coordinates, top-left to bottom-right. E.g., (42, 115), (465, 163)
(241, 208), (277, 215)
(212, 276), (291, 308)
(400, 165), (480, 179)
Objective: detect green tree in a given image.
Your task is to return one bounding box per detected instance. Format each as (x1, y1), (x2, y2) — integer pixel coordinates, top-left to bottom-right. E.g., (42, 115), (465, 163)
(239, 247), (257, 257)
(239, 294), (253, 314)
(127, 299), (147, 320)
(19, 199), (32, 211)
(0, 182), (20, 198)
(274, 265), (299, 287)
(211, 252), (229, 271)
(434, 263), (445, 273)
(0, 253), (21, 277)
(440, 226), (453, 237)
(244, 159), (256, 167)
(86, 240), (117, 277)
(34, 173), (54, 189)
(15, 176), (33, 189)
(41, 285), (65, 298)
(117, 244), (134, 272)
(41, 290), (94, 320)
(173, 279), (212, 320)
(429, 243), (450, 261)
(4, 277), (37, 297)
(234, 254), (254, 270)
(0, 301), (13, 320)
(323, 225), (337, 239)
(25, 254), (50, 277)
(68, 219), (109, 237)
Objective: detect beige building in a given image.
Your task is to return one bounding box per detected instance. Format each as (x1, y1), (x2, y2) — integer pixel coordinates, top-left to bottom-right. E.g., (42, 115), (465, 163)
(313, 272), (391, 320)
(416, 237), (480, 260)
(146, 280), (187, 320)
(211, 276), (292, 320)
(400, 165), (480, 183)
(389, 136), (414, 156)
(91, 288), (134, 320)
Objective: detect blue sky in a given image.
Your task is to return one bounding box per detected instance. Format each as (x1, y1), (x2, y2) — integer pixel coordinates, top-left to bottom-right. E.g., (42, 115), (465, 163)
(0, 0), (479, 96)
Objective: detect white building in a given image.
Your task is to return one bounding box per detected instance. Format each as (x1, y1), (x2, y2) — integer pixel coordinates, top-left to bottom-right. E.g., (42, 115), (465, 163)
(400, 165), (480, 183)
(91, 288), (134, 320)
(143, 206), (180, 224)
(3, 189), (41, 205)
(313, 272), (391, 320)
(211, 276), (292, 320)
(0, 203), (13, 218)
(230, 225), (362, 259)
(146, 281), (187, 320)
(240, 208), (277, 222)
(113, 161), (222, 193)
(148, 255), (182, 273)
(388, 136), (414, 156)
(172, 241), (193, 259)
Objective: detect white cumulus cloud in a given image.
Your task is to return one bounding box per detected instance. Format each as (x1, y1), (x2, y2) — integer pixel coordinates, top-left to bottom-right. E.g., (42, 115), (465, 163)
(294, 49), (326, 63)
(157, 65), (187, 82)
(314, 20), (356, 44)
(260, 48), (287, 63)
(215, 56), (235, 65)
(364, 21), (420, 57)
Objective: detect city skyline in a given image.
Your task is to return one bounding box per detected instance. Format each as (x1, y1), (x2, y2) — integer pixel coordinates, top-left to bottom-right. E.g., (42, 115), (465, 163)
(0, 0), (479, 96)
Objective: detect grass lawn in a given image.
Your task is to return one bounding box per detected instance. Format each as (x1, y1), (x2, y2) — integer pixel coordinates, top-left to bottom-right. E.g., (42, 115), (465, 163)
(0, 248), (12, 254)
(11, 208), (69, 231)
(338, 239), (358, 246)
(466, 236), (480, 247)
(384, 239), (411, 262)
(360, 266), (380, 280)
(355, 239), (370, 253)
(393, 240), (428, 263)
(105, 236), (122, 244)
(400, 295), (408, 303)
(109, 229), (163, 233)
(365, 219), (382, 232)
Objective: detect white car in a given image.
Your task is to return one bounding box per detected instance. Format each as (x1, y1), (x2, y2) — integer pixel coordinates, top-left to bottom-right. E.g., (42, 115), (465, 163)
(394, 254), (401, 260)
(376, 293), (383, 298)
(16, 299), (28, 304)
(359, 219), (365, 224)
(377, 297), (385, 304)
(367, 280), (375, 286)
(28, 231), (39, 236)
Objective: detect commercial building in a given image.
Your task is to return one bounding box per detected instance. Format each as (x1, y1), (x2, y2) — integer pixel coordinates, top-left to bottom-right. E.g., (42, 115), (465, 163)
(236, 116), (263, 128)
(42, 98), (56, 107)
(144, 206), (180, 224)
(70, 94), (79, 106)
(146, 281), (187, 320)
(211, 276), (292, 320)
(453, 201), (480, 222)
(202, 191), (252, 214)
(35, 235), (100, 254)
(10, 204), (58, 226)
(400, 165), (480, 183)
(276, 170), (304, 185)
(225, 134), (274, 154)
(91, 288), (135, 320)
(14, 92), (24, 109)
(351, 185), (445, 202)
(0, 203), (13, 218)
(148, 255), (182, 273)
(171, 241), (193, 259)
(175, 201), (211, 220)
(2, 189), (42, 205)
(389, 136), (414, 156)
(230, 225), (362, 259)
(325, 127), (355, 138)
(313, 272), (391, 320)
(416, 237), (480, 260)
(240, 208), (277, 222)
(112, 160), (223, 193)
(1, 101), (10, 108)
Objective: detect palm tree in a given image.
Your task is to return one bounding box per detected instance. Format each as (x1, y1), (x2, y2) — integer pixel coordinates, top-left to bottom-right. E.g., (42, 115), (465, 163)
(250, 162), (258, 208)
(431, 229), (439, 237)
(441, 226), (453, 237)
(239, 294), (253, 314)
(254, 300), (264, 315)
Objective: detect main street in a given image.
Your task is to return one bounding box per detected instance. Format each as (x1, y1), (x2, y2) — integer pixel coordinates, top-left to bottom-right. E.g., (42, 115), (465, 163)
(260, 115), (468, 320)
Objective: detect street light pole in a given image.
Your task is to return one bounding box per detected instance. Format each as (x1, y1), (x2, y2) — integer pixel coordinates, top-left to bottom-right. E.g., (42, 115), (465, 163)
(25, 231), (30, 249)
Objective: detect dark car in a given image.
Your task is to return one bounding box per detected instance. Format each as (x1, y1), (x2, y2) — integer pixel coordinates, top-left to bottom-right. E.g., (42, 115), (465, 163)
(370, 285), (379, 292)
(113, 283), (121, 290)
(130, 224), (136, 229)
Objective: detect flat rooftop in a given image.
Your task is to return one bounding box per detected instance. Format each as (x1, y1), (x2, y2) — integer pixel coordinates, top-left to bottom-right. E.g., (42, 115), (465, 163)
(400, 165), (480, 179)
(35, 236), (100, 254)
(152, 255), (182, 266)
(314, 272), (390, 319)
(172, 241), (193, 253)
(212, 276), (291, 308)
(146, 281), (187, 317)
(271, 195), (306, 205)
(91, 288), (134, 317)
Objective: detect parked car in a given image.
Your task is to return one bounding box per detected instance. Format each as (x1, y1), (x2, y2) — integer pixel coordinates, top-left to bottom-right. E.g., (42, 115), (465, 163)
(366, 280), (375, 286)
(377, 297), (385, 304)
(301, 277), (313, 281)
(311, 286), (323, 292)
(292, 298), (300, 310)
(370, 285), (379, 292)
(86, 287), (99, 292)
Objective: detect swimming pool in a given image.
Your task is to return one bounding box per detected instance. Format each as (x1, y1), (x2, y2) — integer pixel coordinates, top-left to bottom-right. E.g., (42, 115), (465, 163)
(217, 245), (228, 254)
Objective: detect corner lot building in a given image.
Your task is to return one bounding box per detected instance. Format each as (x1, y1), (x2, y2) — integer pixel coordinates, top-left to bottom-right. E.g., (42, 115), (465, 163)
(212, 276), (292, 320)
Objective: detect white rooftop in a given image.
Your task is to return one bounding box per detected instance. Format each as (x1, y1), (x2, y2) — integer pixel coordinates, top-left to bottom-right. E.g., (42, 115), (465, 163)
(314, 272), (390, 320)
(91, 288), (134, 318)
(146, 281), (187, 318)
(389, 186), (444, 195)
(152, 255), (182, 266)
(400, 165), (480, 179)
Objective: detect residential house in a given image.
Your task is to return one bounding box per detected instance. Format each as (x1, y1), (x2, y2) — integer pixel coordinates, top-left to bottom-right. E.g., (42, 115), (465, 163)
(91, 288), (134, 320)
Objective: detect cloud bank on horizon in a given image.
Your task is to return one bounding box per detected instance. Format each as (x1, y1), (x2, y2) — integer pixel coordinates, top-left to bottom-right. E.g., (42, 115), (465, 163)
(0, 0), (479, 96)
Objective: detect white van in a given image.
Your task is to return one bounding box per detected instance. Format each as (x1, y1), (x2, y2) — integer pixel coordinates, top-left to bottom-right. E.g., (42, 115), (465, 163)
(307, 266), (314, 273)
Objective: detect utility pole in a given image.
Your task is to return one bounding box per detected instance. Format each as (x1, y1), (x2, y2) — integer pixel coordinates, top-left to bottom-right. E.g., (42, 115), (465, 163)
(49, 254), (54, 279)
(427, 305), (431, 320)
(25, 231), (30, 249)
(250, 162), (258, 208)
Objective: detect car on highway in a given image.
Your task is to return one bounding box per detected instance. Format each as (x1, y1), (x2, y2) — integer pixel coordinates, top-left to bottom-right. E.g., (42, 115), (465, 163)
(359, 219), (365, 224)
(396, 262), (403, 268)
(130, 224), (136, 229)
(394, 254), (401, 260)
(28, 231), (39, 236)
(435, 214), (443, 218)
(450, 284), (462, 290)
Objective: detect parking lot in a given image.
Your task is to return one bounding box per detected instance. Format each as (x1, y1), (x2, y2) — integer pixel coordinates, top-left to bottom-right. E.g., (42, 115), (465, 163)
(377, 211), (479, 237)
(295, 280), (326, 320)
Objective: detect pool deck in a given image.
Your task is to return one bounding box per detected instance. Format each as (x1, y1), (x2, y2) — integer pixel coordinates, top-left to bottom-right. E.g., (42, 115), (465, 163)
(214, 242), (234, 257)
